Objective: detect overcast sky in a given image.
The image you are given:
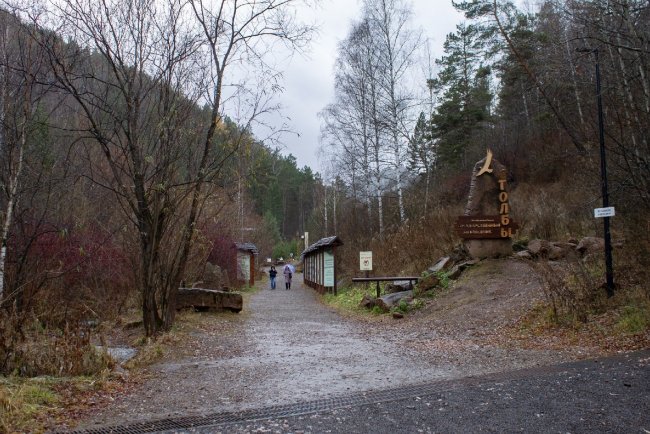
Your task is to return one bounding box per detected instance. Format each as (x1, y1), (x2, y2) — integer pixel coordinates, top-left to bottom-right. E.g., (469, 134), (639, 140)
(262, 0), (465, 173)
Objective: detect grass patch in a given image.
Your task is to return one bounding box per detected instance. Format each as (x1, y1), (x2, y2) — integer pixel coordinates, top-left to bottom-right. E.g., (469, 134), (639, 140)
(323, 286), (386, 317)
(616, 304), (650, 334)
(0, 374), (120, 433)
(1, 377), (58, 433)
(323, 286), (367, 312)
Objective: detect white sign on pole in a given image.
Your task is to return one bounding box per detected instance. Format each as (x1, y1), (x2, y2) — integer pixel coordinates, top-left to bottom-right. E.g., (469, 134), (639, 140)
(359, 251), (373, 271)
(594, 207), (615, 218)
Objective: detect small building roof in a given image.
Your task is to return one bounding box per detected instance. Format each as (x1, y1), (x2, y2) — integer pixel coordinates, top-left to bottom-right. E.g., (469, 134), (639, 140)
(234, 242), (259, 254)
(301, 236), (343, 259)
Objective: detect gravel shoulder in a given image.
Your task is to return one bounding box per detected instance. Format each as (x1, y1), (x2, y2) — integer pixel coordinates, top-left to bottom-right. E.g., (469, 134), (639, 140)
(74, 259), (622, 431)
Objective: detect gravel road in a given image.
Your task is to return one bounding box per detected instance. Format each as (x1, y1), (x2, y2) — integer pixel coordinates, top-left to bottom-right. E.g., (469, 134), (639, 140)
(73, 268), (613, 432)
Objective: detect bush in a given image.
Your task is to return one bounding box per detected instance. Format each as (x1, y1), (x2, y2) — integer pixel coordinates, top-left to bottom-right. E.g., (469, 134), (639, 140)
(535, 256), (606, 325)
(0, 310), (113, 377)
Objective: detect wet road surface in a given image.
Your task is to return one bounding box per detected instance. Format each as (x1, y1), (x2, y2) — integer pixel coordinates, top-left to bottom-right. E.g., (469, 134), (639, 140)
(73, 273), (648, 433)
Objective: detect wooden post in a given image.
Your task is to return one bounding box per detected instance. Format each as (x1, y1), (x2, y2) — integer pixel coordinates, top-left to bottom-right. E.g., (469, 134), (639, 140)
(333, 246), (337, 296)
(376, 281), (380, 298)
(249, 252), (255, 286)
(320, 250), (325, 293)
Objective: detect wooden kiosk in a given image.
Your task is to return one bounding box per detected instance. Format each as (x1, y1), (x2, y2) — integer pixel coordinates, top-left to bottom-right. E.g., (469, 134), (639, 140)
(234, 242), (258, 287)
(301, 236), (343, 295)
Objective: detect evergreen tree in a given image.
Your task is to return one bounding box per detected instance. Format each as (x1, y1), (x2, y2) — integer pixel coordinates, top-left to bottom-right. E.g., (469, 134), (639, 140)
(430, 23), (493, 171)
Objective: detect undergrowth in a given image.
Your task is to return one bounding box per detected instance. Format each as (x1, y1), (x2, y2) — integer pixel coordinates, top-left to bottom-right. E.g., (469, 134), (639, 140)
(323, 285), (427, 317)
(323, 286), (373, 315)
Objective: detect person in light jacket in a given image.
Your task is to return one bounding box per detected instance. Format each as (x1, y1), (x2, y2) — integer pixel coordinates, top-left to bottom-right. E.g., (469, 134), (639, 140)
(283, 264), (292, 290)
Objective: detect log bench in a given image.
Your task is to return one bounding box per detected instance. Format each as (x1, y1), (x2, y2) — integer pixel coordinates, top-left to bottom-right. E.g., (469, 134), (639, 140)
(351, 276), (420, 298)
(177, 287), (243, 313)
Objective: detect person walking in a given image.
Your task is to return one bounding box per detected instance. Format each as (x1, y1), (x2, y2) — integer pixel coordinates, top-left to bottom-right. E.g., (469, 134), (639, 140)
(283, 264), (292, 290)
(269, 266), (277, 290)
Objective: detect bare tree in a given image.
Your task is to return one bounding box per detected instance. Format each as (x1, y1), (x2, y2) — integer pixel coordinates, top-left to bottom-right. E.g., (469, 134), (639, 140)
(28, 0), (314, 335)
(364, 0), (422, 224)
(320, 19), (387, 236)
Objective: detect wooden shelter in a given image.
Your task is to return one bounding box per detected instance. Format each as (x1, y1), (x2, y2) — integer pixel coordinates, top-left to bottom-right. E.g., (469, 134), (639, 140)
(234, 242), (258, 287)
(301, 236), (343, 295)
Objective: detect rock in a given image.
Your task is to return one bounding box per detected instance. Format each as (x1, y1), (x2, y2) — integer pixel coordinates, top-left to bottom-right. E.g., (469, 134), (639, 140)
(527, 239), (551, 256)
(447, 265), (462, 280)
(359, 294), (376, 309)
(464, 238), (513, 259)
(428, 257), (451, 274)
(417, 273), (440, 291)
(392, 312), (404, 319)
(515, 250), (532, 259)
(177, 288), (243, 313)
(576, 237), (605, 256)
(548, 242), (576, 260)
(375, 290), (413, 312)
(385, 282), (412, 294)
(547, 245), (563, 260)
(450, 244), (471, 263)
(461, 259), (480, 268)
(553, 241), (578, 250)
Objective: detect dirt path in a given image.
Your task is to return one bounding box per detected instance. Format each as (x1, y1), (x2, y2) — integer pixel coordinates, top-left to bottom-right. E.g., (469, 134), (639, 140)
(80, 275), (458, 428)
(78, 261), (578, 430)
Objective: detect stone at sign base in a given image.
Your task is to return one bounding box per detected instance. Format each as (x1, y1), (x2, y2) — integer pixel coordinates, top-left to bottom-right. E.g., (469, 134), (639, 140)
(465, 238), (513, 259)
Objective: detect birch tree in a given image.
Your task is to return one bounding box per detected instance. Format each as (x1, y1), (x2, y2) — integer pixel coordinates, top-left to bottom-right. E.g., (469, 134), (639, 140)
(363, 0), (421, 224)
(0, 9), (54, 305)
(321, 19), (386, 235)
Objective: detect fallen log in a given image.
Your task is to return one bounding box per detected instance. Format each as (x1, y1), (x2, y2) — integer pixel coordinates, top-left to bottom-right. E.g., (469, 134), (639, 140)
(177, 288), (243, 313)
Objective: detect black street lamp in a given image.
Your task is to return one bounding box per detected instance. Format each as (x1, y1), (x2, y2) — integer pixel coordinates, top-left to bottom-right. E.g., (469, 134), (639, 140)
(577, 47), (615, 296)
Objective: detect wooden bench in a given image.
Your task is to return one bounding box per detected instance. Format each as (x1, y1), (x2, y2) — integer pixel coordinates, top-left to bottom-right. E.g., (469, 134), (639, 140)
(351, 276), (420, 298)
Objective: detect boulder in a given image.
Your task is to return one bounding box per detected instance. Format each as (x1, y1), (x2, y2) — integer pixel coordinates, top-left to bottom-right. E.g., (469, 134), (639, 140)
(548, 245), (566, 261)
(428, 257), (452, 274)
(384, 282), (413, 294)
(417, 273), (440, 292)
(548, 242), (577, 261)
(515, 250), (532, 260)
(576, 237), (605, 256)
(528, 239), (551, 257)
(375, 290), (413, 312)
(177, 288), (242, 313)
(392, 312), (404, 319)
(359, 294), (376, 309)
(447, 264), (463, 280)
(446, 259), (480, 280)
(450, 244), (471, 262)
(465, 238), (513, 259)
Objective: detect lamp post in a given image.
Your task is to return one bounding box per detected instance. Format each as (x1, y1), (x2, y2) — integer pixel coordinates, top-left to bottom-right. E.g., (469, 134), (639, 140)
(578, 47), (614, 296)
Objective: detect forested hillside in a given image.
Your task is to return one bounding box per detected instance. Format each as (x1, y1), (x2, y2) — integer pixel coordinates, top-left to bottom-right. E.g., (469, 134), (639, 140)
(320, 0), (649, 278)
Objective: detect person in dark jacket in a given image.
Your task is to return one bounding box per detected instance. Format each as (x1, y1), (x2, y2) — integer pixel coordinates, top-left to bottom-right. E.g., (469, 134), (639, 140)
(269, 266), (277, 290)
